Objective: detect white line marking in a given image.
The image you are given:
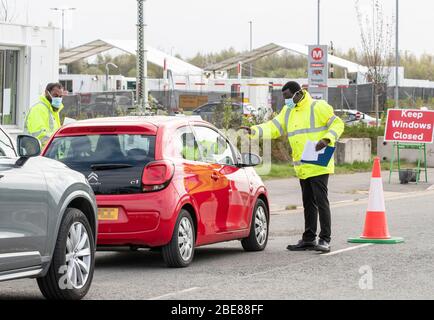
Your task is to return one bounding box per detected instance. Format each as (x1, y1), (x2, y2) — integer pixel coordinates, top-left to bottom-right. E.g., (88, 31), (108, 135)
(322, 244), (373, 256)
(148, 287), (202, 300)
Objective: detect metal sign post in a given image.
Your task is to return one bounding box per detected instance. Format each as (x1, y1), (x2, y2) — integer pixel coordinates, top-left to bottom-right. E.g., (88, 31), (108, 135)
(308, 45), (329, 101)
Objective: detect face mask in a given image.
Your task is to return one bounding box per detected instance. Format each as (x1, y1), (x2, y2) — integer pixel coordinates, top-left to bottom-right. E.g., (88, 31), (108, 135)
(48, 92), (63, 109)
(285, 90), (302, 110)
(285, 98), (296, 109)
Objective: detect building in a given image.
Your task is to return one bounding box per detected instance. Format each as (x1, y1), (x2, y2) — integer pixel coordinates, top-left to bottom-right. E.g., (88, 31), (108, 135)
(0, 22), (59, 137)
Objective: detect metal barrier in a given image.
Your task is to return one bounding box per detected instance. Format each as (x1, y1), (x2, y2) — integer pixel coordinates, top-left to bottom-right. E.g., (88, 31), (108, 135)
(62, 91), (136, 121)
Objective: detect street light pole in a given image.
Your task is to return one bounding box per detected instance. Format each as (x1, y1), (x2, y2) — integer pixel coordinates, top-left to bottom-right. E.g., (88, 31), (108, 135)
(249, 21), (253, 78)
(50, 7), (76, 50)
(137, 0), (148, 114)
(105, 63), (118, 92)
(395, 0), (400, 108)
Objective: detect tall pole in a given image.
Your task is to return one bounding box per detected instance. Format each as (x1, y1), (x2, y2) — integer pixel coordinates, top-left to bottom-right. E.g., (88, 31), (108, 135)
(137, 0), (148, 113)
(317, 0), (320, 45)
(51, 8), (76, 50)
(395, 0), (400, 108)
(249, 21), (253, 78)
(62, 10), (65, 50)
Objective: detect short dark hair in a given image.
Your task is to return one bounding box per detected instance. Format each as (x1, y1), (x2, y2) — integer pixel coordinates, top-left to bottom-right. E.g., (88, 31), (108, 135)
(282, 81), (302, 94)
(46, 82), (63, 92)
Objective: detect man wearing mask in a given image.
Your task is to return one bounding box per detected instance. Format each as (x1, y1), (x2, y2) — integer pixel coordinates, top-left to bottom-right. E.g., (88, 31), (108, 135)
(242, 81), (344, 253)
(24, 83), (65, 146)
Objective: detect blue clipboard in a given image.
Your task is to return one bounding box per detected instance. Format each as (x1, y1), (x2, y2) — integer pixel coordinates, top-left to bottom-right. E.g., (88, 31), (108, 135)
(301, 146), (336, 167)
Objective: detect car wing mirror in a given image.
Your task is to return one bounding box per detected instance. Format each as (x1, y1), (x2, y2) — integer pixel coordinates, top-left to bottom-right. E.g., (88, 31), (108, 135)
(239, 153), (262, 167)
(15, 135), (41, 167)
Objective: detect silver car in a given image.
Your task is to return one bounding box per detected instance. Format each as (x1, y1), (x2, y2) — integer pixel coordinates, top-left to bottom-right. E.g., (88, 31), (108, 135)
(0, 126), (97, 300)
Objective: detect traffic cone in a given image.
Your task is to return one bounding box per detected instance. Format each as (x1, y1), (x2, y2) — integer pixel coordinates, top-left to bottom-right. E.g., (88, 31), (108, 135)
(348, 157), (404, 244)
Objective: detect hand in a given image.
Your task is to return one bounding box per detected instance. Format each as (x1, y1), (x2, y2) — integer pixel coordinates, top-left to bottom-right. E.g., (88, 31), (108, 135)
(239, 126), (253, 135)
(316, 139), (330, 152)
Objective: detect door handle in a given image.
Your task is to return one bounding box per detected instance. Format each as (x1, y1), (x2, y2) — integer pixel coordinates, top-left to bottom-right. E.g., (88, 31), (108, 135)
(211, 173), (220, 181)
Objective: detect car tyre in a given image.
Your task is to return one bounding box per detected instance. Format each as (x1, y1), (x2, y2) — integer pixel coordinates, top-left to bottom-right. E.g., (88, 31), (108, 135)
(37, 208), (95, 300)
(242, 199), (269, 252)
(162, 210), (195, 268)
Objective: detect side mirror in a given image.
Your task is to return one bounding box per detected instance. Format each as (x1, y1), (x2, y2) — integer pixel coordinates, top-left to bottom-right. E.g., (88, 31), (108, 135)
(239, 153), (262, 167)
(16, 135), (41, 166)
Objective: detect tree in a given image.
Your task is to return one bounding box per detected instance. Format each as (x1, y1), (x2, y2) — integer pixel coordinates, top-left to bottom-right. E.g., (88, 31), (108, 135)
(0, 0), (16, 22)
(356, 0), (394, 126)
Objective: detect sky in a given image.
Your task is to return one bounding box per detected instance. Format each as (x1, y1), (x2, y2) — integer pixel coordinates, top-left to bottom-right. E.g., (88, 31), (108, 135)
(5, 0), (433, 58)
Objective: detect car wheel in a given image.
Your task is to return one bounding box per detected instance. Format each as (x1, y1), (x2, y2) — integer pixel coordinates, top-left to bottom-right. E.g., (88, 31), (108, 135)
(242, 199), (269, 252)
(37, 208), (95, 300)
(162, 210), (195, 268)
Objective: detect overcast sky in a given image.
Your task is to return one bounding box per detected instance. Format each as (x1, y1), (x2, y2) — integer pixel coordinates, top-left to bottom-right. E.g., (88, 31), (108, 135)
(7, 0), (433, 58)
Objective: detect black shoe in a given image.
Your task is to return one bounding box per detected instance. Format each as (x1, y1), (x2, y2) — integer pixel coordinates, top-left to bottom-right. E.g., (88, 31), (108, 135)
(287, 239), (317, 251)
(314, 240), (331, 253)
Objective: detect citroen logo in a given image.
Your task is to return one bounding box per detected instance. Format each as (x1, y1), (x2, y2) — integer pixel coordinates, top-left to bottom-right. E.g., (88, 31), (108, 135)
(87, 172), (99, 184)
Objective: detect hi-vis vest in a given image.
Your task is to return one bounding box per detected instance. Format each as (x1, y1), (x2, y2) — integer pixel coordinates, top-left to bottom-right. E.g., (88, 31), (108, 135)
(251, 90), (345, 180)
(24, 96), (63, 146)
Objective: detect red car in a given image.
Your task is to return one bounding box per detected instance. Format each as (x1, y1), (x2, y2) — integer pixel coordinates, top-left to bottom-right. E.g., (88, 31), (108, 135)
(43, 117), (269, 267)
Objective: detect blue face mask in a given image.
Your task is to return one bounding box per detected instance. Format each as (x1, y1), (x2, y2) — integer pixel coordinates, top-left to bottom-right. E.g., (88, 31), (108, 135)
(48, 92), (63, 109)
(285, 90), (302, 110)
(285, 98), (296, 109)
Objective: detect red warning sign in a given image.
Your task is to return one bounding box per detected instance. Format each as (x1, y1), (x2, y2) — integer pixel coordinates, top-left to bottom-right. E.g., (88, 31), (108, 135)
(385, 109), (434, 143)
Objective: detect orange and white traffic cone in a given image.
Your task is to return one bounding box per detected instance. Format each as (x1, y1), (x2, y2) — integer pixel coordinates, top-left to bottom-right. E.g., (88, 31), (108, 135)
(348, 157), (404, 244)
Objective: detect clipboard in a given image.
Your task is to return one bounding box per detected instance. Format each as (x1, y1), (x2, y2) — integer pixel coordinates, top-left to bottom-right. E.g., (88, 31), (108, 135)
(301, 146), (336, 167)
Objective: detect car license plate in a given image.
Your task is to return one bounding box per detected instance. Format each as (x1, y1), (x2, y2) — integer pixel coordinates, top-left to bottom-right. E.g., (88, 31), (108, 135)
(98, 208), (119, 221)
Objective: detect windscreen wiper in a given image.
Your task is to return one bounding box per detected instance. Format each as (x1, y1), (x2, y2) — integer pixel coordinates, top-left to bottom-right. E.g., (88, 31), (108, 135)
(91, 164), (134, 171)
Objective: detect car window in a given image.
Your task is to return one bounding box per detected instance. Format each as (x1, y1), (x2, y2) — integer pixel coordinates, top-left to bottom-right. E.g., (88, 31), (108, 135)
(193, 126), (235, 166)
(44, 134), (156, 195)
(165, 126), (202, 162)
(0, 128), (16, 158)
(199, 104), (217, 113)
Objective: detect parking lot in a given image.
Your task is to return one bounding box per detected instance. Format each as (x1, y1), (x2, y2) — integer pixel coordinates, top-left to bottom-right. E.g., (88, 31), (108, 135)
(1, 171), (433, 300)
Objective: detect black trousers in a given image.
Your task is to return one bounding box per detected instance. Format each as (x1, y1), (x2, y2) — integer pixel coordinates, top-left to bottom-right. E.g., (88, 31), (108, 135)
(299, 174), (331, 243)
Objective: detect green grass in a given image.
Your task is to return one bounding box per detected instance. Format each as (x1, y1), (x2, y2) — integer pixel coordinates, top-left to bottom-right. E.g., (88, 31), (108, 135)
(255, 160), (414, 180)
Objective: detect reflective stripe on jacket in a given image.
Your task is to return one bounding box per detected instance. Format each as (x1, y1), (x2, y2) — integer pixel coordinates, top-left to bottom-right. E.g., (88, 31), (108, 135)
(251, 90), (345, 180)
(24, 96), (64, 146)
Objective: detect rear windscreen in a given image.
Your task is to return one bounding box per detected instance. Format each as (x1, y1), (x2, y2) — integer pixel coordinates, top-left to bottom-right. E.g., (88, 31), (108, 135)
(44, 134), (156, 195)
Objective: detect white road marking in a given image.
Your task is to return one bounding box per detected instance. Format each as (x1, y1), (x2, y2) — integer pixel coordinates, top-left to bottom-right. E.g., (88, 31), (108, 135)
(148, 287), (202, 300)
(322, 244), (373, 256)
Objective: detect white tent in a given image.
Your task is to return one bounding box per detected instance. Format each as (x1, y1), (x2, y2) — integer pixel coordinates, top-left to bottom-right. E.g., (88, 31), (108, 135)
(59, 39), (204, 76)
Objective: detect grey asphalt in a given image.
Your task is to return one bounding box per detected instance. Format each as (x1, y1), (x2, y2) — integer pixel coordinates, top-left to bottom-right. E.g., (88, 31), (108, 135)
(1, 172), (434, 300)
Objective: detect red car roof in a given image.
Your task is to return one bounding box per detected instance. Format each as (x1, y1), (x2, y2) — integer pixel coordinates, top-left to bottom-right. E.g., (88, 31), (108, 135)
(55, 116), (209, 136)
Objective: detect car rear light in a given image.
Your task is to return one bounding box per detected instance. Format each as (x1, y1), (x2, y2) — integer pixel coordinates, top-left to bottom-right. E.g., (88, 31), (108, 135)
(142, 160), (175, 193)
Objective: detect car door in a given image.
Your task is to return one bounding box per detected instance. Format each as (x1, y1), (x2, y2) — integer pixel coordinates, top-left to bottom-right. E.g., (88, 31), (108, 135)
(165, 125), (219, 242)
(0, 129), (48, 272)
(192, 125), (251, 233)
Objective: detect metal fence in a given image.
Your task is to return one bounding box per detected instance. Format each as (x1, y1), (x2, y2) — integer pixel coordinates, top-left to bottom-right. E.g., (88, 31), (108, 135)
(62, 85), (434, 121)
(386, 86), (434, 103)
(62, 91), (135, 120)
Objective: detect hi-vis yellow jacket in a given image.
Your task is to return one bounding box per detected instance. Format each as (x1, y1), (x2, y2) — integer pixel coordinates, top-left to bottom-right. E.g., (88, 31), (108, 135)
(24, 96), (64, 146)
(251, 90), (344, 180)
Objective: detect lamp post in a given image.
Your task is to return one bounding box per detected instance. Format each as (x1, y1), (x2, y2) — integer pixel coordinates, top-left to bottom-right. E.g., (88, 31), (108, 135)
(249, 20), (253, 78)
(50, 7), (76, 50)
(105, 63), (118, 92)
(395, 0), (400, 108)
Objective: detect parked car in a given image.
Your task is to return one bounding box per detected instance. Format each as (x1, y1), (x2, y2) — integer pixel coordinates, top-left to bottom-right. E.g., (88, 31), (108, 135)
(0, 126), (97, 300)
(193, 101), (259, 126)
(334, 109), (379, 127)
(43, 116), (270, 268)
